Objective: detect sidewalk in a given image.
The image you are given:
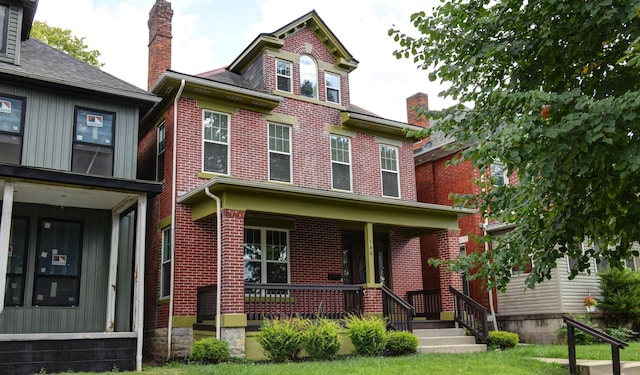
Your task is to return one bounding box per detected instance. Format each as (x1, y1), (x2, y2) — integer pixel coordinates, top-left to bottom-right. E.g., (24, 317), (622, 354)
(534, 357), (640, 375)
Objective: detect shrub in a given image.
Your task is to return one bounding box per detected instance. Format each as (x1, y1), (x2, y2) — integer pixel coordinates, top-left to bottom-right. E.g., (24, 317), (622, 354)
(302, 318), (342, 360)
(599, 268), (640, 330)
(190, 337), (229, 364)
(256, 317), (307, 362)
(488, 331), (519, 350)
(605, 327), (640, 342)
(557, 315), (598, 345)
(384, 331), (418, 356)
(344, 314), (387, 356)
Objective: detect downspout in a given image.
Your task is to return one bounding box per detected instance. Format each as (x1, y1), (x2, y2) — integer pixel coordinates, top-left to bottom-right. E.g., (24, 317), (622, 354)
(483, 219), (498, 331)
(204, 186), (222, 340)
(167, 79), (186, 359)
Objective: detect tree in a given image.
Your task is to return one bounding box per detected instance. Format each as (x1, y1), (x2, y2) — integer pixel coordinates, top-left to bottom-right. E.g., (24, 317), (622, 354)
(30, 20), (103, 68)
(390, 0), (640, 290)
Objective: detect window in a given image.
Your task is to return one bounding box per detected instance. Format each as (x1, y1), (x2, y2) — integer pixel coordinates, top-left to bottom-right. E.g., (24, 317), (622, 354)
(268, 123), (291, 182)
(4, 217), (28, 306)
(380, 145), (399, 197)
(244, 227), (289, 284)
(0, 4), (7, 54)
(157, 122), (165, 181)
(331, 135), (351, 191)
(276, 60), (292, 92)
(203, 111), (229, 174)
(160, 227), (171, 298)
(33, 220), (83, 306)
(512, 256), (533, 276)
(567, 243), (588, 274)
(325, 73), (340, 103)
(0, 94), (25, 164)
(299, 55), (317, 99)
(72, 107), (114, 176)
(491, 162), (508, 186)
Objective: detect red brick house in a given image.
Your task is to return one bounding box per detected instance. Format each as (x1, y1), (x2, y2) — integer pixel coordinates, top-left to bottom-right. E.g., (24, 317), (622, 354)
(139, 0), (475, 359)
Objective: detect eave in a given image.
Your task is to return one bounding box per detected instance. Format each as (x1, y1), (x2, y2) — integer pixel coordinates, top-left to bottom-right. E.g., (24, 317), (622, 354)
(341, 111), (423, 141)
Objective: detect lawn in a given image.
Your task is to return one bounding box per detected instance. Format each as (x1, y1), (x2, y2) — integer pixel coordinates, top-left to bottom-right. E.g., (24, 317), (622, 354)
(512, 342), (640, 361)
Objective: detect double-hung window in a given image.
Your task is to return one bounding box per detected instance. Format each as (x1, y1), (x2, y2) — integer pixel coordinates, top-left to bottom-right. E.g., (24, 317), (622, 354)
(4, 217), (28, 306)
(203, 110), (229, 174)
(325, 73), (340, 104)
(330, 135), (351, 191)
(276, 59), (292, 92)
(299, 55), (317, 99)
(268, 123), (291, 182)
(491, 162), (508, 186)
(244, 227), (289, 284)
(0, 94), (25, 164)
(160, 227), (171, 298)
(157, 122), (165, 181)
(380, 145), (400, 198)
(72, 107), (115, 176)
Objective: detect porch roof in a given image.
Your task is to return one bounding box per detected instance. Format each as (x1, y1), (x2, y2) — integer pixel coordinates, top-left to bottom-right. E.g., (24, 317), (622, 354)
(178, 177), (474, 234)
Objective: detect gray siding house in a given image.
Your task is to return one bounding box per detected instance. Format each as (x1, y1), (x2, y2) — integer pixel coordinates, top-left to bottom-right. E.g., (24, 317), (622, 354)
(0, 1), (161, 373)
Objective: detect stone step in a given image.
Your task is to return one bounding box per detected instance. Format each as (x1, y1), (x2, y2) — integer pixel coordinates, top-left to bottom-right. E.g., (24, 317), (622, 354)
(413, 328), (466, 338)
(418, 336), (477, 346)
(534, 358), (640, 375)
(418, 343), (487, 354)
(412, 320), (456, 330)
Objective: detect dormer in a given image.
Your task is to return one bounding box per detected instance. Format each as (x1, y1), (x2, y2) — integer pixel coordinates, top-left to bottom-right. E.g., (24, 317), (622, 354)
(0, 0), (38, 65)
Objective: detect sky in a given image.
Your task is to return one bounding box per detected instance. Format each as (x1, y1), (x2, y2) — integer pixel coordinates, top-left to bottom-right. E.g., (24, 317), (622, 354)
(34, 0), (457, 123)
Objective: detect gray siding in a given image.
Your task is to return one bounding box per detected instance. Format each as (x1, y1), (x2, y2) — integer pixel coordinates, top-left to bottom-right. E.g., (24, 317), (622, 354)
(0, 83), (140, 179)
(557, 256), (601, 313)
(497, 267), (563, 316)
(0, 203), (112, 333)
(0, 4), (20, 64)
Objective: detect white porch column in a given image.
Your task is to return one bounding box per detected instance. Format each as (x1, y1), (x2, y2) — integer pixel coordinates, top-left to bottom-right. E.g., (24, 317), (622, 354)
(132, 194), (147, 372)
(0, 182), (15, 315)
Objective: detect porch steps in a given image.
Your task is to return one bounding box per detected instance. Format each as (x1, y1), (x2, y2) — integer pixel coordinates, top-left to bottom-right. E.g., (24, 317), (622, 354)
(413, 324), (487, 354)
(534, 358), (640, 375)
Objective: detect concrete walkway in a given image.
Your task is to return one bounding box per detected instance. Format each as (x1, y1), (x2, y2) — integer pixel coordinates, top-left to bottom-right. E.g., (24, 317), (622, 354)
(534, 357), (640, 375)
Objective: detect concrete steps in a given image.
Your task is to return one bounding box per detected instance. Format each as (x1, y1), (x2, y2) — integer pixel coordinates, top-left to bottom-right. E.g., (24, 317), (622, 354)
(535, 358), (640, 375)
(413, 327), (487, 354)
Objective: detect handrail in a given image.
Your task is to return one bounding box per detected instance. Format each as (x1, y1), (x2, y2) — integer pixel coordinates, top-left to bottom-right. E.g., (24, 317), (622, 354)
(563, 315), (628, 375)
(381, 285), (414, 332)
(449, 286), (488, 343)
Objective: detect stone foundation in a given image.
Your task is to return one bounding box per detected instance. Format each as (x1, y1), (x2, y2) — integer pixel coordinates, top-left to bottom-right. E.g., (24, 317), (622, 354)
(222, 327), (246, 358)
(143, 327), (193, 361)
(496, 313), (565, 344)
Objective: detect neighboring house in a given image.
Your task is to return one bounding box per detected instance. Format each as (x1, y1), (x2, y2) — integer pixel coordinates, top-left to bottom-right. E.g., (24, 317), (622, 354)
(140, 0), (473, 360)
(0, 1), (161, 374)
(410, 93), (640, 343)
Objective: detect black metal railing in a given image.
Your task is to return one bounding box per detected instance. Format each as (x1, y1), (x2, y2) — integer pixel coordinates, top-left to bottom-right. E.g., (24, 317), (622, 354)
(381, 285), (414, 332)
(244, 283), (363, 325)
(450, 286), (488, 343)
(196, 284), (217, 323)
(563, 315), (628, 375)
(407, 288), (442, 319)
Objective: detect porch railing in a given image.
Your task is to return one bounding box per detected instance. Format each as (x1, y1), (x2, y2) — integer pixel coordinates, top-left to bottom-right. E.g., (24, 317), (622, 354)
(381, 285), (414, 332)
(450, 286), (488, 343)
(407, 288), (441, 319)
(196, 284), (217, 323)
(244, 283), (363, 324)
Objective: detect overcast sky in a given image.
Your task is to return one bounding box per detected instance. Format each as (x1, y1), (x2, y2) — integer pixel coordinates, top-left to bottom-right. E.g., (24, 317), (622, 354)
(34, 0), (456, 122)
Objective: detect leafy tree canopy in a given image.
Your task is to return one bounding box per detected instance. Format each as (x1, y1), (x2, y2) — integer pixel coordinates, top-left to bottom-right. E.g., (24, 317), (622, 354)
(390, 0), (640, 290)
(30, 20), (103, 68)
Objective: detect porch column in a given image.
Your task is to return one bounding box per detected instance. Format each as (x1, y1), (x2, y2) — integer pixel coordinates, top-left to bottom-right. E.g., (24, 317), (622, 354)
(132, 195), (147, 372)
(0, 182), (14, 315)
(362, 222), (382, 315)
(220, 209), (246, 357)
(437, 229), (462, 320)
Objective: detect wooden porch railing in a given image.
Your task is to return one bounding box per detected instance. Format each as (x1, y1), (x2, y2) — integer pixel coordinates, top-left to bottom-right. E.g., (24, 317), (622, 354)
(450, 286), (488, 343)
(381, 285), (414, 332)
(563, 315), (628, 375)
(406, 288), (441, 319)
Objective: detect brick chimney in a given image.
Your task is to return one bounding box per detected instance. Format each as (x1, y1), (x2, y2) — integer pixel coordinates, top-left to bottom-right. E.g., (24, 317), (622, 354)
(148, 0), (173, 90)
(406, 92), (429, 127)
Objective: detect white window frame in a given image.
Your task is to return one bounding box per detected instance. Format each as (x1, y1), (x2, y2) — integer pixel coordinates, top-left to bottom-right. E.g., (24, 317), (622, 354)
(156, 122), (165, 181)
(243, 226), (290, 285)
(491, 162), (509, 187)
(275, 59), (292, 93)
(268, 123), (292, 183)
(299, 55), (318, 99)
(0, 4), (7, 54)
(202, 110), (230, 175)
(330, 134), (352, 191)
(380, 144), (400, 198)
(325, 72), (340, 104)
(160, 227), (171, 298)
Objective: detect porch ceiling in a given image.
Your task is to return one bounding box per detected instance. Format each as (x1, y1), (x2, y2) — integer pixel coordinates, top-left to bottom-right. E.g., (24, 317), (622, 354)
(178, 177), (474, 233)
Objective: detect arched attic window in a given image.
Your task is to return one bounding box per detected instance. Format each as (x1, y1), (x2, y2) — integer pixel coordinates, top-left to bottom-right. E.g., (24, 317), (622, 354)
(299, 55), (318, 99)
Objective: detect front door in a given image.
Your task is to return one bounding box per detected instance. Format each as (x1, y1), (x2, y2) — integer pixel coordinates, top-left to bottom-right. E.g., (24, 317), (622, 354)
(341, 230), (390, 286)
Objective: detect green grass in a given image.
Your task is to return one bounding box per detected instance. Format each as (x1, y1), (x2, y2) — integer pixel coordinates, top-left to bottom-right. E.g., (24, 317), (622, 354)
(512, 342), (640, 361)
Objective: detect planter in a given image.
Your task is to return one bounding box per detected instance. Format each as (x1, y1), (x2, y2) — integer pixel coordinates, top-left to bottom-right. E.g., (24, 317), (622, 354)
(585, 306), (596, 313)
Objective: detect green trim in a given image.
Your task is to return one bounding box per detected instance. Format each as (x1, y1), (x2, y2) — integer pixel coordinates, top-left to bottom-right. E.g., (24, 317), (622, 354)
(374, 136), (403, 147)
(440, 311), (455, 320)
(158, 216), (172, 230)
(245, 216), (295, 229)
(273, 90), (346, 111)
(196, 99), (239, 114)
(361, 283), (382, 289)
(262, 112), (298, 126)
(156, 297), (170, 305)
(245, 329), (355, 360)
(198, 171), (228, 180)
(363, 312), (384, 319)
(364, 223), (375, 285)
(184, 91), (273, 114)
(173, 316), (197, 328)
(325, 125), (356, 138)
(267, 50), (300, 64)
(221, 313), (247, 327)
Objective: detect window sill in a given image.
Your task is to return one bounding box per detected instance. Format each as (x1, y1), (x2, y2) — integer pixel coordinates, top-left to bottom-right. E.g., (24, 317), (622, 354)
(198, 171), (230, 180)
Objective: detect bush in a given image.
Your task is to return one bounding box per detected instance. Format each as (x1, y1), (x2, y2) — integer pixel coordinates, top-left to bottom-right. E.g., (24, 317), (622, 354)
(557, 315), (598, 345)
(599, 268), (640, 330)
(256, 317), (307, 362)
(384, 331), (418, 356)
(190, 337), (229, 364)
(344, 314), (387, 356)
(605, 327), (640, 342)
(488, 331), (519, 350)
(302, 318), (342, 360)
